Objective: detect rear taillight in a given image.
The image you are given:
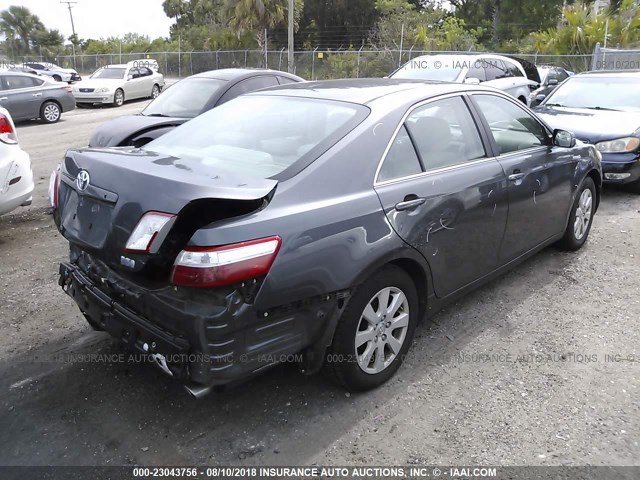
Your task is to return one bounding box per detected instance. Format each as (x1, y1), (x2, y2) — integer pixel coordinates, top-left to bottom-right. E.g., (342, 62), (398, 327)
(0, 113), (17, 144)
(125, 212), (176, 253)
(48, 165), (60, 209)
(171, 236), (281, 288)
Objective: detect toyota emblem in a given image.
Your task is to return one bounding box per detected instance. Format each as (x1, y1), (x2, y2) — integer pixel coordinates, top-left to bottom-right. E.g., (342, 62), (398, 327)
(76, 170), (90, 191)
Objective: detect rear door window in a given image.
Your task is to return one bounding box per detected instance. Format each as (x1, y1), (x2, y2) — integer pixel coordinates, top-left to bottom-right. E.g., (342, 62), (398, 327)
(377, 126), (423, 182)
(484, 59), (509, 81)
(3, 76), (40, 90)
(405, 96), (486, 170)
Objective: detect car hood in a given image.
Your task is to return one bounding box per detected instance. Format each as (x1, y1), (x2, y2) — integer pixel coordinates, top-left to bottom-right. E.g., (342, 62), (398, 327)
(534, 106), (640, 143)
(89, 115), (188, 147)
(74, 78), (125, 89)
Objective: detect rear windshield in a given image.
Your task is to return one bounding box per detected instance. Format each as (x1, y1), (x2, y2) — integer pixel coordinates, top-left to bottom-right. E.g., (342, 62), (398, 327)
(142, 77), (227, 118)
(144, 95), (369, 179)
(544, 76), (640, 111)
(91, 68), (126, 79)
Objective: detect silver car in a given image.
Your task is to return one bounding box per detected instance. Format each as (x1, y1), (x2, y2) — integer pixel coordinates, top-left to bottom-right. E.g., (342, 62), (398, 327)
(73, 61), (165, 107)
(0, 72), (76, 123)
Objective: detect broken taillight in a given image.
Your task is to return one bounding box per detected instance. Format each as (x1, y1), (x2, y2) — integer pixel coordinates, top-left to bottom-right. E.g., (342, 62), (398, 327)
(125, 212), (176, 253)
(0, 113), (18, 144)
(171, 236), (281, 288)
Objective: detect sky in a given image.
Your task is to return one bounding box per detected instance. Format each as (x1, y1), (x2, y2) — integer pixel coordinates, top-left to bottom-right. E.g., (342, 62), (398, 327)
(0, 0), (175, 40)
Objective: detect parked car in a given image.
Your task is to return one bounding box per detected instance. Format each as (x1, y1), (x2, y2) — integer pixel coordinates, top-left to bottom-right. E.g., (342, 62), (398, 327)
(529, 65), (572, 107)
(0, 107), (33, 216)
(51, 79), (601, 396)
(72, 61), (165, 107)
(23, 62), (81, 83)
(0, 72), (76, 123)
(533, 70), (640, 190)
(89, 68), (304, 148)
(389, 54), (539, 105)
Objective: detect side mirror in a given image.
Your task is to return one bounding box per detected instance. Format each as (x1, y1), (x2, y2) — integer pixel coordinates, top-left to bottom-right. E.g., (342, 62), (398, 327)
(535, 94), (546, 101)
(464, 77), (480, 85)
(553, 129), (576, 148)
(127, 74), (133, 81)
(547, 78), (558, 86)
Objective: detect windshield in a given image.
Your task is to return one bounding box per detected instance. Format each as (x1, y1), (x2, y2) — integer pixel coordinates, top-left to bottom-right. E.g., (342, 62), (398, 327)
(544, 76), (640, 111)
(144, 95), (368, 179)
(391, 58), (462, 81)
(90, 68), (126, 79)
(143, 77), (227, 118)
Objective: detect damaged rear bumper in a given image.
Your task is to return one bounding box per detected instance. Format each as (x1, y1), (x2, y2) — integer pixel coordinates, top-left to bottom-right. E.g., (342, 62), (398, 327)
(59, 256), (341, 387)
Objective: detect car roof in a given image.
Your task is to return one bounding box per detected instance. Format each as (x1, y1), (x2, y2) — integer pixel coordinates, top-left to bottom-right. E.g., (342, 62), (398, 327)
(577, 69), (640, 77)
(247, 78), (498, 105)
(0, 71), (46, 80)
(190, 68), (300, 81)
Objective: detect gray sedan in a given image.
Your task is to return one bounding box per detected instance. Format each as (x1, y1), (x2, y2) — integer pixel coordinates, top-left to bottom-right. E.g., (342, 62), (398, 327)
(51, 79), (601, 395)
(0, 72), (76, 123)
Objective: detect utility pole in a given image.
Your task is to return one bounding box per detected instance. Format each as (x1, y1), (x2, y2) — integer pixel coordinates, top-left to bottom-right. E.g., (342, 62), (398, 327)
(61, 1), (78, 68)
(288, 0), (294, 73)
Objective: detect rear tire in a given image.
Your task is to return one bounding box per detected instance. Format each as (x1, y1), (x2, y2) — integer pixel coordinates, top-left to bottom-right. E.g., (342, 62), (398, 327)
(328, 265), (418, 392)
(150, 84), (160, 99)
(40, 101), (61, 123)
(558, 177), (596, 251)
(113, 88), (124, 107)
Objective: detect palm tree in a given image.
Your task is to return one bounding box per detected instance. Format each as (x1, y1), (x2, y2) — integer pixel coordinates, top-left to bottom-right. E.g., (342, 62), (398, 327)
(0, 6), (44, 54)
(225, 0), (301, 61)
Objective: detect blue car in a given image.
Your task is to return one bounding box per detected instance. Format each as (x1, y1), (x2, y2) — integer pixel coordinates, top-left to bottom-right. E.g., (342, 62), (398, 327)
(534, 70), (640, 190)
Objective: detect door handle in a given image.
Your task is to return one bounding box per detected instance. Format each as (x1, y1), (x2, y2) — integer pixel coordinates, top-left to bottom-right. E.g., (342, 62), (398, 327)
(508, 172), (525, 181)
(0, 97), (7, 101)
(32, 93), (42, 97)
(395, 196), (426, 211)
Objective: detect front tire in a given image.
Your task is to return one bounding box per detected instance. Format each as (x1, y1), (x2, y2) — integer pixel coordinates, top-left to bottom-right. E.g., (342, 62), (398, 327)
(113, 88), (124, 107)
(52, 74), (62, 82)
(328, 265), (418, 392)
(40, 101), (61, 123)
(558, 177), (596, 251)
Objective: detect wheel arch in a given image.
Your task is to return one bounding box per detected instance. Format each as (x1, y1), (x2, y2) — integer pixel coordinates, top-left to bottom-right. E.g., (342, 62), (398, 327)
(587, 168), (602, 211)
(350, 249), (432, 323)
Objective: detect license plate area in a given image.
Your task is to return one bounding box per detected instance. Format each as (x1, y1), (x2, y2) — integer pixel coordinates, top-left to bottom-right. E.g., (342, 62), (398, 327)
(60, 190), (112, 249)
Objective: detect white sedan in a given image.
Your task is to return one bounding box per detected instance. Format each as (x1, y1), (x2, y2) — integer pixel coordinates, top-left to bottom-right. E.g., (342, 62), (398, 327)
(72, 61), (165, 107)
(0, 107), (33, 216)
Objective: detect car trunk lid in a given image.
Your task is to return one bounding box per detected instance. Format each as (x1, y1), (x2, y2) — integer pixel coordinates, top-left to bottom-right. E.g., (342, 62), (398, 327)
(55, 147), (277, 277)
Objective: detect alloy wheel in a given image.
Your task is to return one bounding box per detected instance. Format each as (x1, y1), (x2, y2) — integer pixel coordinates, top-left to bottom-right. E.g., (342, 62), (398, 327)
(573, 189), (593, 240)
(43, 104), (60, 122)
(355, 286), (409, 374)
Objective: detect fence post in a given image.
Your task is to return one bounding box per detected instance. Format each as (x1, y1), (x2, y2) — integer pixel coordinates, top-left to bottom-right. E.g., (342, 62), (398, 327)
(356, 45), (363, 78)
(244, 50), (248, 67)
(591, 42), (601, 71)
(216, 50), (219, 69)
(189, 51), (193, 75)
(279, 47), (285, 70)
(312, 47), (318, 80)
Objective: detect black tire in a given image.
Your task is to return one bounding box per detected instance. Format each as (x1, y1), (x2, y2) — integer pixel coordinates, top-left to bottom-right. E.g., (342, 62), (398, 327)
(52, 74), (62, 82)
(40, 101), (61, 124)
(113, 88), (124, 107)
(328, 265), (418, 392)
(150, 84), (160, 99)
(558, 177), (596, 251)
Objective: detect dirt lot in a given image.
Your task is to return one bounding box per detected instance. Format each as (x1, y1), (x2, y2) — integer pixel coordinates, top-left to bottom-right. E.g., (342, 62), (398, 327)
(0, 101), (639, 467)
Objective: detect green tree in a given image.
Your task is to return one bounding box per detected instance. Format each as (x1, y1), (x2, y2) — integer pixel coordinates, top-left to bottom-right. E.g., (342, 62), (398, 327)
(225, 0), (303, 57)
(0, 5), (45, 54)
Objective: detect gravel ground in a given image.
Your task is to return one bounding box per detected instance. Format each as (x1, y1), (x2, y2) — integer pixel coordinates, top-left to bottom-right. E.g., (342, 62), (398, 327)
(0, 101), (638, 467)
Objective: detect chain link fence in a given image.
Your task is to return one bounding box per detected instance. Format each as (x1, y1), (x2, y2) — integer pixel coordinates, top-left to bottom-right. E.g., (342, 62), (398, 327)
(18, 49), (608, 80)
